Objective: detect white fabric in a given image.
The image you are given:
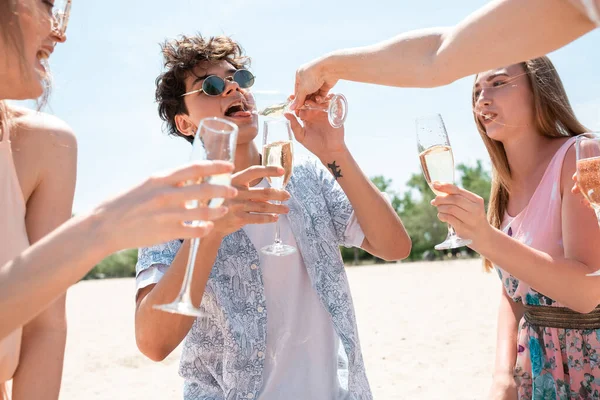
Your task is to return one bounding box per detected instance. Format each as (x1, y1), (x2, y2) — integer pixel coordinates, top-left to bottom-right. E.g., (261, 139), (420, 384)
(135, 179), (366, 399)
(242, 179), (354, 400)
(135, 182), (366, 292)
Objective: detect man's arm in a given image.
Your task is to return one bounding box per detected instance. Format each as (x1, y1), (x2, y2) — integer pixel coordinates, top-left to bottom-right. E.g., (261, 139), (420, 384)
(318, 149), (411, 261)
(135, 166), (289, 361)
(285, 108), (411, 261)
(135, 236), (222, 362)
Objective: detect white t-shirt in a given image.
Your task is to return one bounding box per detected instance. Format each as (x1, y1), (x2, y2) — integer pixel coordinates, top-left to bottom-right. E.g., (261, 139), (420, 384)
(243, 179), (363, 400)
(136, 179), (365, 399)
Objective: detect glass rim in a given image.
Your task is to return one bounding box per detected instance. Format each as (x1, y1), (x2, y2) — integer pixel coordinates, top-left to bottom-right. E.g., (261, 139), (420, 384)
(263, 118), (291, 126)
(415, 113), (443, 121)
(197, 117), (239, 135)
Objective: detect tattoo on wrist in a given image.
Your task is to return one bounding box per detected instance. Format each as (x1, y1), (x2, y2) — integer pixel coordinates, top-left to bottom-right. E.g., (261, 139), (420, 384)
(327, 161), (343, 180)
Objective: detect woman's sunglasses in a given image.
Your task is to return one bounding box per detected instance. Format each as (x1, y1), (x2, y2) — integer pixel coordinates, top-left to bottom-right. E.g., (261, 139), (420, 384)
(52, 0), (72, 38)
(180, 70), (255, 97)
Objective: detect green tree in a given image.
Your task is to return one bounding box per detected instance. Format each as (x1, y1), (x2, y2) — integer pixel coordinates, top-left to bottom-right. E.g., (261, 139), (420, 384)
(84, 248), (138, 280)
(396, 173), (447, 261)
(340, 175), (402, 265)
(84, 162), (493, 273)
(457, 160), (492, 208)
(345, 160), (493, 264)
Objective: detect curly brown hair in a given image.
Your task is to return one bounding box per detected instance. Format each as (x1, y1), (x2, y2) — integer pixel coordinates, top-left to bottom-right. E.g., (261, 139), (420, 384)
(155, 34), (250, 144)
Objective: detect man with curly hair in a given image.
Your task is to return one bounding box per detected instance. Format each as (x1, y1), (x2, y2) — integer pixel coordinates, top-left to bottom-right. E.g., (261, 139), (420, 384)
(134, 34), (411, 400)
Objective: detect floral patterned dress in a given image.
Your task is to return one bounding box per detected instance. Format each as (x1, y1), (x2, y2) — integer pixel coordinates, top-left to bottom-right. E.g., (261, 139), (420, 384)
(497, 137), (600, 400)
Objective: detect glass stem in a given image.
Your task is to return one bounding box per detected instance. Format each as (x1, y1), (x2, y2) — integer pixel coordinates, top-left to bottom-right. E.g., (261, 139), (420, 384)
(301, 105), (326, 113)
(447, 224), (458, 238)
(273, 200), (283, 245)
(178, 237), (201, 305)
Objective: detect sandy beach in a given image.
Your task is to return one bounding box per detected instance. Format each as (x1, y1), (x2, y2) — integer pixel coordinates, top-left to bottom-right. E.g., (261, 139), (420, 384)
(60, 258), (500, 400)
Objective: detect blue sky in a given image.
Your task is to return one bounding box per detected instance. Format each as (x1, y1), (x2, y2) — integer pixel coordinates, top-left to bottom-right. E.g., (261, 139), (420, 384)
(33, 0), (600, 213)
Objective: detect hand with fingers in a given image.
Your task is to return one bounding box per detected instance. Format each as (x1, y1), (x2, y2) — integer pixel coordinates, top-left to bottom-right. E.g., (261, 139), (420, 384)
(95, 161), (238, 252)
(210, 165), (291, 238)
(284, 97), (347, 163)
(429, 182), (494, 247)
(290, 59), (338, 112)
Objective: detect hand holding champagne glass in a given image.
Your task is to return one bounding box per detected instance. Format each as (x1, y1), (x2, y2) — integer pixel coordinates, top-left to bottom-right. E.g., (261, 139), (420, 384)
(417, 114), (472, 250)
(259, 93), (348, 128)
(154, 117), (238, 316)
(575, 133), (600, 276)
(261, 119), (296, 256)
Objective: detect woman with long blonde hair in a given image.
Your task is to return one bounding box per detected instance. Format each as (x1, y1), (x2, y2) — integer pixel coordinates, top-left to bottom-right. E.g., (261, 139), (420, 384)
(0, 3), (236, 399)
(432, 57), (600, 399)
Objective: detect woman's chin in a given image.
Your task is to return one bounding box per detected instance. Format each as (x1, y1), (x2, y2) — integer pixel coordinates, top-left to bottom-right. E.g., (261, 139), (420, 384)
(484, 126), (505, 142)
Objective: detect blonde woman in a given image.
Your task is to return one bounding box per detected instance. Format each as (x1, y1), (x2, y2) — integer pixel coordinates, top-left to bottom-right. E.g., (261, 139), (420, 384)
(0, 6), (236, 400)
(431, 57), (600, 399)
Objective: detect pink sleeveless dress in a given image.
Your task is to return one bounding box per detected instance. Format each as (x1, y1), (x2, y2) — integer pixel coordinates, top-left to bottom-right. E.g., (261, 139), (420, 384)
(497, 136), (600, 399)
(0, 129), (30, 400)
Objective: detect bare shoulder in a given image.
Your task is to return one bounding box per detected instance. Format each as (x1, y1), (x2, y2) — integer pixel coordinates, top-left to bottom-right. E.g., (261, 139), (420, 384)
(9, 107), (77, 190)
(11, 107), (77, 150)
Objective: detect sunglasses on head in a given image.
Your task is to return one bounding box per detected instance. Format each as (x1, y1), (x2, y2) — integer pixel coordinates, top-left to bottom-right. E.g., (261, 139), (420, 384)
(180, 70), (255, 97)
(52, 0), (72, 38)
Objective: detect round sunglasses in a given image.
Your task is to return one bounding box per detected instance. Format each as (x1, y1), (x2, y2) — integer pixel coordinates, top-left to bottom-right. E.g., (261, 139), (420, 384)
(181, 70), (255, 97)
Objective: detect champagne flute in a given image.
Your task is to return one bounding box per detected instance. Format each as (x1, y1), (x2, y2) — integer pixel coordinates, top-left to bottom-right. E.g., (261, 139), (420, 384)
(416, 114), (472, 250)
(154, 117), (238, 316)
(261, 119), (296, 256)
(575, 133), (600, 276)
(259, 93), (348, 128)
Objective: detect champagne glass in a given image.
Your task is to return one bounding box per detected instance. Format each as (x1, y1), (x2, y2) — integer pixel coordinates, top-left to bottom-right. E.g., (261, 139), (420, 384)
(575, 133), (600, 276)
(154, 117), (238, 316)
(416, 114), (472, 250)
(259, 93), (348, 128)
(261, 119), (296, 256)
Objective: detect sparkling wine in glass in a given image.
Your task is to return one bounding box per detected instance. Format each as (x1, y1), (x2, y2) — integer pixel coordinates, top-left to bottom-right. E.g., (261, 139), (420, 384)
(153, 117), (238, 316)
(259, 93), (348, 128)
(575, 133), (600, 276)
(261, 119), (296, 256)
(417, 114), (472, 250)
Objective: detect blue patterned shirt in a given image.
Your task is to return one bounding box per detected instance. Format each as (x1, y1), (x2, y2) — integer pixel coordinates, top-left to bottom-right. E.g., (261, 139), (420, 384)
(136, 157), (372, 400)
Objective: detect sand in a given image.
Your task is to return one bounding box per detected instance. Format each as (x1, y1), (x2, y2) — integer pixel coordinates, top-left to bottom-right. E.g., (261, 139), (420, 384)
(59, 258), (501, 399)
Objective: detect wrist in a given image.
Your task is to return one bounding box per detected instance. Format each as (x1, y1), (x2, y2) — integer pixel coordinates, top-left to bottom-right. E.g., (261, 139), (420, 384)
(471, 224), (500, 255)
(318, 145), (351, 166)
(321, 51), (345, 82)
(319, 147), (352, 180)
(202, 230), (226, 247)
(71, 211), (114, 263)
